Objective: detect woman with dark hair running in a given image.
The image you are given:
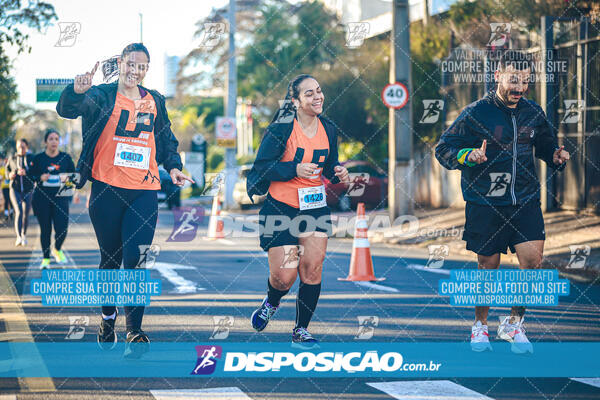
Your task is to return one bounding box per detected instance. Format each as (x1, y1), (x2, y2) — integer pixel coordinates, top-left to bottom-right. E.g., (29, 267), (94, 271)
(247, 74), (349, 349)
(6, 139), (35, 246)
(57, 43), (192, 357)
(30, 129), (75, 269)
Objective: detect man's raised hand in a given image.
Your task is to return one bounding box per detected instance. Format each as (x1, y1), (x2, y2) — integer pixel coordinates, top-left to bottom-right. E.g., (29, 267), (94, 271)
(468, 139), (488, 164)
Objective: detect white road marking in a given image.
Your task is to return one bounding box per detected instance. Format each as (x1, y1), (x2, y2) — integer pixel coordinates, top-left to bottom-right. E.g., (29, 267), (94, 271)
(151, 387), (253, 399)
(571, 378), (600, 388)
(353, 281), (399, 293)
(367, 380), (494, 399)
(407, 264), (451, 275)
(151, 262), (204, 293)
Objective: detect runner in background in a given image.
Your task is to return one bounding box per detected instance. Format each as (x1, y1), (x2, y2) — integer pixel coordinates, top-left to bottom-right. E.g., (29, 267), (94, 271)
(30, 129), (75, 269)
(5, 139), (34, 246)
(0, 155), (13, 220)
(57, 43), (192, 358)
(247, 74), (349, 349)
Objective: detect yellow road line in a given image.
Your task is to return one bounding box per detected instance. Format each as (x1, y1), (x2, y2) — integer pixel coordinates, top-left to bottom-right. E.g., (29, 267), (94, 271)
(0, 261), (56, 392)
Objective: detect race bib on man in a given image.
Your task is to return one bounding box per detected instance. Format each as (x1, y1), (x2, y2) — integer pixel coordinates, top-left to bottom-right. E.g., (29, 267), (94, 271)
(298, 185), (327, 210)
(113, 143), (151, 170)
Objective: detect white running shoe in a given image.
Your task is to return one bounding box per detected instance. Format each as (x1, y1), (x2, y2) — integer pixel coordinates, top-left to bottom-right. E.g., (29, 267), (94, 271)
(15, 236), (21, 246)
(497, 316), (533, 354)
(470, 321), (492, 352)
(20, 235), (27, 246)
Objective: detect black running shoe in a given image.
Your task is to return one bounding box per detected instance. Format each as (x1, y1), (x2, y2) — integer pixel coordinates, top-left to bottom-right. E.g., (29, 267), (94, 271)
(251, 296), (279, 332)
(124, 330), (150, 359)
(97, 312), (117, 350)
(291, 327), (319, 350)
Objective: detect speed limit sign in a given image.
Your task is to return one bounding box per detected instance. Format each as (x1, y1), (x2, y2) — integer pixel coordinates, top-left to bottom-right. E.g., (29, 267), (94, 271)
(381, 82), (409, 109)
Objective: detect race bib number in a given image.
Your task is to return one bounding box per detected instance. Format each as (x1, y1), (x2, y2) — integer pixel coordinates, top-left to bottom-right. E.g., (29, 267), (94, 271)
(298, 185), (327, 210)
(113, 143), (151, 170)
(43, 174), (61, 187)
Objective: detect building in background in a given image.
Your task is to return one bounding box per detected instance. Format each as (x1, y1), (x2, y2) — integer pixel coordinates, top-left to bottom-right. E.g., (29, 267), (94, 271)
(320, 0), (456, 37)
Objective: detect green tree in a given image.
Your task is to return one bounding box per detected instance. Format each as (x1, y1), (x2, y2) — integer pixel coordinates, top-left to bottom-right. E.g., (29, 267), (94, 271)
(0, 0), (56, 145)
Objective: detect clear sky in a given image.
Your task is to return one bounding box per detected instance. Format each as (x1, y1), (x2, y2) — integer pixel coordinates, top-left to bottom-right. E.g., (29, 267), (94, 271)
(9, 0), (227, 108)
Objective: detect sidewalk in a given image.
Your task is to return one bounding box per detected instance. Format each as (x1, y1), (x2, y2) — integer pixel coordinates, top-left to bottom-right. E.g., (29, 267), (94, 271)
(366, 207), (600, 283)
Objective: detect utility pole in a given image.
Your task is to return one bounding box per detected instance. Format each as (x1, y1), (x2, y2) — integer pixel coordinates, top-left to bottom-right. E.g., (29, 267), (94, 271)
(388, 0), (413, 220)
(223, 0), (237, 209)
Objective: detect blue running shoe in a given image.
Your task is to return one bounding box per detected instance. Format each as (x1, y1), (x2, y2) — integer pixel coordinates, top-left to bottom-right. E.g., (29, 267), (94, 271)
(251, 297), (278, 332)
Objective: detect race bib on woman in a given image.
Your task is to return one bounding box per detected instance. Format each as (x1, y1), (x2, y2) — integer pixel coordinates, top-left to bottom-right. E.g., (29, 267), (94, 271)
(113, 142), (151, 170)
(298, 185), (327, 210)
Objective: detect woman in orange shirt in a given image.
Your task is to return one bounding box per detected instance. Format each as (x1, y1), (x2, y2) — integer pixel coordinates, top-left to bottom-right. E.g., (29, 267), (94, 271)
(247, 74), (350, 348)
(57, 43), (192, 358)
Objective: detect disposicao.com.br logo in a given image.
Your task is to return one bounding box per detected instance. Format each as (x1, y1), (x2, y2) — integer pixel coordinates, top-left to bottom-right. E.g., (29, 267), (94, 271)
(214, 350), (441, 374)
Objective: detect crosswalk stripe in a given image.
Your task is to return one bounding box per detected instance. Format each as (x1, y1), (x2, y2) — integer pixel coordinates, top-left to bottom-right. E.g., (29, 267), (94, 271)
(150, 387), (253, 399)
(570, 378), (600, 388)
(367, 380), (494, 399)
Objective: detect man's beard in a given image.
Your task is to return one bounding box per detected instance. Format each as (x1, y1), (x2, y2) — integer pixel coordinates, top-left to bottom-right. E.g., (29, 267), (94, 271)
(498, 86), (523, 106)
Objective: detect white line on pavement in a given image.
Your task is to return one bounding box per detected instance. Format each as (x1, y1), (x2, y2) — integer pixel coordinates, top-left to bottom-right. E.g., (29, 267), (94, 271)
(570, 378), (600, 388)
(407, 264), (451, 275)
(151, 262), (205, 294)
(367, 380), (494, 399)
(150, 387), (253, 399)
(353, 281), (400, 293)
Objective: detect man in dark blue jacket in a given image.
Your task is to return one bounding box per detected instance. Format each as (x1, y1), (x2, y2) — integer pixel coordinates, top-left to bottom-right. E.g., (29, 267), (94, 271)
(435, 50), (570, 354)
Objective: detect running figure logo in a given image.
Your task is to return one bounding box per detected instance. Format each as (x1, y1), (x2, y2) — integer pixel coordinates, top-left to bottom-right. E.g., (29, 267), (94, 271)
(355, 316), (379, 340)
(65, 316), (89, 340)
(168, 207), (204, 242)
(281, 245), (304, 269)
(101, 55), (120, 83)
(55, 22), (81, 47)
(274, 100), (295, 124)
(487, 173), (511, 197)
(210, 316), (234, 340)
(191, 345), (222, 375)
(566, 245), (590, 269)
(56, 173), (80, 197)
(426, 244), (449, 269)
(347, 173), (370, 197)
(346, 22), (370, 48)
(199, 23), (226, 49)
(487, 23), (511, 47)
(420, 100), (445, 124)
(136, 244), (160, 268)
(561, 100), (584, 124)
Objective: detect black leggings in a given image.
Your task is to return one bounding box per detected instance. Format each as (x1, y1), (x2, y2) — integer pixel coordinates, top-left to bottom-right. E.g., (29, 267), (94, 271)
(32, 191), (69, 259)
(89, 180), (158, 332)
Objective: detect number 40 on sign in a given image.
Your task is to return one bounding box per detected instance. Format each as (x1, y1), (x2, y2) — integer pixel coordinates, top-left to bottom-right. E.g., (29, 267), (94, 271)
(381, 82), (409, 109)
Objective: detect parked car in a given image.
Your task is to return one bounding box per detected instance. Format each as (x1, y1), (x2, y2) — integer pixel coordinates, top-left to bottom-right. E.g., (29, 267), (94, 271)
(323, 161), (388, 211)
(158, 167), (181, 209)
(233, 164), (266, 209)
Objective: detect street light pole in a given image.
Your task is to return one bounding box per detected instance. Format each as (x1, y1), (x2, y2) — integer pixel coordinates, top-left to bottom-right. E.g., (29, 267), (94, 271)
(388, 0), (414, 220)
(223, 0), (237, 209)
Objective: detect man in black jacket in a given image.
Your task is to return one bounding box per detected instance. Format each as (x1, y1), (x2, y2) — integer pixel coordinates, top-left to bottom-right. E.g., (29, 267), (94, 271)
(435, 50), (569, 354)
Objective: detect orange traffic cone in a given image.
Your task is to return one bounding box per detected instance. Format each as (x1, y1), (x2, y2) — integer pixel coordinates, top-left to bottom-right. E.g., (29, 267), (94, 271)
(338, 203), (385, 282)
(207, 195), (225, 240)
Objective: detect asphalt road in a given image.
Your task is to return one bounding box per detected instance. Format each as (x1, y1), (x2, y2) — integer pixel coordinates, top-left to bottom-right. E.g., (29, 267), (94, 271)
(1, 200), (599, 399)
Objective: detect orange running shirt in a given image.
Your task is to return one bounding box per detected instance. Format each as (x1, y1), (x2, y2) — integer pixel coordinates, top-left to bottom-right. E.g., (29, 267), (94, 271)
(269, 118), (329, 208)
(92, 90), (161, 190)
